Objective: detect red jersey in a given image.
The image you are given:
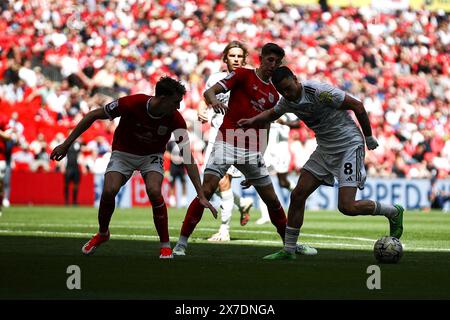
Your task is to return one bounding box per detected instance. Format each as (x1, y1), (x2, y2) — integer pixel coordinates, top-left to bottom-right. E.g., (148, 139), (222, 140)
(217, 68), (279, 150)
(104, 94), (187, 156)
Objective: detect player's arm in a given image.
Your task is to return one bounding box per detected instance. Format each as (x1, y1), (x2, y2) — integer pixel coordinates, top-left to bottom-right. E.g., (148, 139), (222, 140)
(339, 94), (378, 150)
(204, 83), (228, 115)
(174, 129), (218, 218)
(50, 108), (109, 161)
(237, 108), (281, 128)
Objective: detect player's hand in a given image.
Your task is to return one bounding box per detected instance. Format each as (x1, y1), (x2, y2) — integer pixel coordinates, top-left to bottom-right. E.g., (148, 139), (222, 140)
(237, 118), (253, 128)
(210, 101), (228, 115)
(240, 179), (253, 190)
(50, 143), (70, 161)
(197, 105), (209, 123)
(365, 136), (379, 150)
(198, 196), (218, 219)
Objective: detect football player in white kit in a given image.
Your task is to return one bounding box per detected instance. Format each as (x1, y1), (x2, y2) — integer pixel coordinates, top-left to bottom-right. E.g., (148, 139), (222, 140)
(239, 66), (404, 260)
(197, 41), (254, 242)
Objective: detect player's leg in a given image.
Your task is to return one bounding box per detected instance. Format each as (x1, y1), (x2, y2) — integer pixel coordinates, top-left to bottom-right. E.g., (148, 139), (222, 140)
(208, 174), (233, 242)
(277, 172), (295, 192)
(253, 182), (287, 242)
(179, 169), (188, 207)
(82, 171), (127, 255)
(174, 173), (222, 255)
(82, 151), (135, 255)
(262, 170), (321, 260)
(337, 146), (403, 239)
(143, 171), (173, 258)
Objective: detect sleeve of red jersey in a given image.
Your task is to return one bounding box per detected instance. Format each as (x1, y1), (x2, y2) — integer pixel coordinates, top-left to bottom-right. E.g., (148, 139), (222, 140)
(217, 67), (245, 92)
(104, 94), (149, 120)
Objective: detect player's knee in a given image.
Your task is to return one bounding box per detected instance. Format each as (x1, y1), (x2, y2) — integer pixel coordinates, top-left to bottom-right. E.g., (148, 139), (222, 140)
(146, 186), (162, 200)
(338, 202), (358, 216)
(101, 187), (120, 201)
(290, 187), (307, 204)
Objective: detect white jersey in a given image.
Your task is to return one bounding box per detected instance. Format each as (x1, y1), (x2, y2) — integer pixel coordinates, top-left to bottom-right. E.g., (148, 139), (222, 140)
(205, 71), (229, 130)
(274, 80), (364, 153)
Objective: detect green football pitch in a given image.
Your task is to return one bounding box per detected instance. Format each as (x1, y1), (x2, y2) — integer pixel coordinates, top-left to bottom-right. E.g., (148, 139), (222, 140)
(1, 205), (449, 299)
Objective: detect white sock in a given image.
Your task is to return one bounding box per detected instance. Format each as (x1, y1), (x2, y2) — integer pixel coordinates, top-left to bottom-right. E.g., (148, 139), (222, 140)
(220, 189), (234, 225)
(177, 235), (189, 247)
(284, 226), (300, 253)
(373, 201), (398, 218)
(161, 242), (171, 248)
(219, 223), (230, 234)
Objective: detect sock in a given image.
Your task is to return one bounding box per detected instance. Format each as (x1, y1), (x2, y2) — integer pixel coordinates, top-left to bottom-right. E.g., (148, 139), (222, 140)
(284, 226), (300, 253)
(180, 197), (205, 238)
(177, 235), (189, 247)
(151, 196), (169, 243)
(160, 242), (171, 248)
(373, 201), (398, 218)
(98, 196), (116, 234)
(268, 205), (287, 242)
(219, 223), (230, 234)
(220, 189), (234, 225)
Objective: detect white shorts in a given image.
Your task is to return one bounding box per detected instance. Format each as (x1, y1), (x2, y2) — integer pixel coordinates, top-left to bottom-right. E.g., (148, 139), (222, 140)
(105, 150), (164, 181)
(0, 160), (6, 180)
(204, 141), (271, 186)
(203, 127), (242, 178)
(303, 144), (366, 189)
(264, 141), (290, 174)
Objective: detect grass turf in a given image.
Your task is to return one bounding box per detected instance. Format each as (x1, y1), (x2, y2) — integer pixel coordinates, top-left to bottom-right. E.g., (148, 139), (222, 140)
(0, 206), (449, 299)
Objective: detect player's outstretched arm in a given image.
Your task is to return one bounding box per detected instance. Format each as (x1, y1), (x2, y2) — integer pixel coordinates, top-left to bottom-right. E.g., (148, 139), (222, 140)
(340, 94), (379, 150)
(237, 108), (281, 128)
(50, 108), (109, 161)
(204, 83), (228, 115)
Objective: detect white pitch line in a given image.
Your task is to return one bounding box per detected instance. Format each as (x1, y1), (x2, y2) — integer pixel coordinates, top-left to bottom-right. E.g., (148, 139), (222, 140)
(0, 222), (375, 242)
(1, 229), (450, 252)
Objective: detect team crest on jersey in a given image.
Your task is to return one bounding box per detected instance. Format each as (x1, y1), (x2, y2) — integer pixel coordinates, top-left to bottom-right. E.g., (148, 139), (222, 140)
(253, 85), (258, 91)
(258, 98), (266, 106)
(318, 91), (333, 104)
(105, 100), (118, 113)
(268, 93), (274, 103)
(157, 126), (168, 135)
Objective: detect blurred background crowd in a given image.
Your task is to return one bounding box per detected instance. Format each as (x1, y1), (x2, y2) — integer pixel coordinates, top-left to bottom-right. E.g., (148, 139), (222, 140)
(0, 0), (449, 182)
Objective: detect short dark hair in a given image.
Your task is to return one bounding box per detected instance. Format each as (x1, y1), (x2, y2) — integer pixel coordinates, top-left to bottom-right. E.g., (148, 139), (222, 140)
(222, 41), (248, 64)
(155, 76), (186, 97)
(261, 43), (285, 59)
(271, 66), (295, 86)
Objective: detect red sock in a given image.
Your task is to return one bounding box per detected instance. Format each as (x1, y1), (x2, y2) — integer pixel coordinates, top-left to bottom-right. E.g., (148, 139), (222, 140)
(268, 205), (287, 243)
(151, 197), (169, 243)
(98, 196), (115, 234)
(180, 197), (205, 238)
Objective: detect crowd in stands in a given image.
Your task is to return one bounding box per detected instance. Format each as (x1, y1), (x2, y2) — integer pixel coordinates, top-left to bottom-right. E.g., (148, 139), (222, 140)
(0, 0), (449, 179)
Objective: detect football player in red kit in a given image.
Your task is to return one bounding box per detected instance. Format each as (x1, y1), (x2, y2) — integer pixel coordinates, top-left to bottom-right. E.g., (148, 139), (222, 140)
(51, 76), (217, 259)
(173, 43), (316, 256)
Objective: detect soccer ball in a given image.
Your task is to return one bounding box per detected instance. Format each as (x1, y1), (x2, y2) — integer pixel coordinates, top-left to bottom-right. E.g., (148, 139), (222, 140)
(373, 236), (403, 263)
